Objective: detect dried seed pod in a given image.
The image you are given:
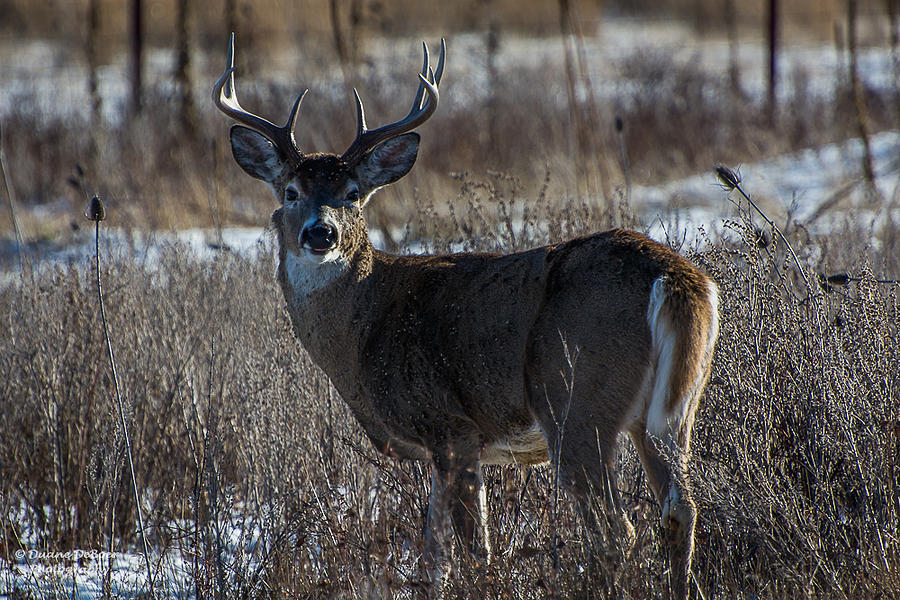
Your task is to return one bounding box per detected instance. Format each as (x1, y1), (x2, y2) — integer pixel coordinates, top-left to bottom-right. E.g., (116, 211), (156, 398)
(818, 272), (852, 293)
(753, 227), (769, 248)
(86, 195), (105, 222)
(715, 164), (741, 191)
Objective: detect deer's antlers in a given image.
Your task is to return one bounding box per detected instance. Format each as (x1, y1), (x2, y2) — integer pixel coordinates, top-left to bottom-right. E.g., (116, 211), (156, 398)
(212, 34), (444, 166)
(341, 39), (445, 166)
(212, 33), (307, 162)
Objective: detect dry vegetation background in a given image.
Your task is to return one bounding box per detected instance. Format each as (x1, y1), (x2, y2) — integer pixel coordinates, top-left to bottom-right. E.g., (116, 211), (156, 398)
(1, 0), (899, 598)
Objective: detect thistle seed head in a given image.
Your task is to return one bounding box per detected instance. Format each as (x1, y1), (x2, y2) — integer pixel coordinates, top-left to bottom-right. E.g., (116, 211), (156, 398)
(826, 273), (851, 286)
(818, 272), (852, 293)
(86, 195), (105, 222)
(715, 164), (741, 191)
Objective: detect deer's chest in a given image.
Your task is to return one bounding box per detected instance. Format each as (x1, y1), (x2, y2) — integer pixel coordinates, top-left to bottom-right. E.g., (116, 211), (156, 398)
(278, 252), (363, 365)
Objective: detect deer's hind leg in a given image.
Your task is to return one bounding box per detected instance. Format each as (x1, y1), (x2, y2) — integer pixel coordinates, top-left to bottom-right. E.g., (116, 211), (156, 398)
(633, 276), (718, 600)
(528, 380), (639, 564)
(525, 335), (649, 566)
(527, 391), (637, 600)
(630, 352), (713, 599)
(629, 418), (697, 600)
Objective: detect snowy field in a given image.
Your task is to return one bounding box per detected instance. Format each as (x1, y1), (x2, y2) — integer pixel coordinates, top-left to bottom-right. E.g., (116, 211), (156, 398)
(0, 16), (896, 273)
(0, 18), (896, 124)
(2, 549), (192, 600)
(642, 129), (899, 246)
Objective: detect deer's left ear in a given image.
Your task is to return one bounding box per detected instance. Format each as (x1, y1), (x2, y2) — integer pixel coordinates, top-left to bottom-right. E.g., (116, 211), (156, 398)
(356, 133), (419, 192)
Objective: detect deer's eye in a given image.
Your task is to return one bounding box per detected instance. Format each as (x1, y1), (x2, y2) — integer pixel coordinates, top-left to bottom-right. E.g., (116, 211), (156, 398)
(284, 187), (299, 203)
(346, 190), (360, 203)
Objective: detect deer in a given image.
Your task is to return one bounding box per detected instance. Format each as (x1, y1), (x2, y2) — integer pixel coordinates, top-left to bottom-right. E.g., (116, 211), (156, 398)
(213, 34), (719, 600)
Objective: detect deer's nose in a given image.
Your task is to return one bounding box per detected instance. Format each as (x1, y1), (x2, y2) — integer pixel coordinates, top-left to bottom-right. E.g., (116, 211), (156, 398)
(301, 220), (338, 253)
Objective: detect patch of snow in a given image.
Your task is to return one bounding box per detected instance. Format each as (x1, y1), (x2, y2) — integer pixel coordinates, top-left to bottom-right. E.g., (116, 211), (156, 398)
(640, 130), (900, 246)
(1, 550), (192, 600)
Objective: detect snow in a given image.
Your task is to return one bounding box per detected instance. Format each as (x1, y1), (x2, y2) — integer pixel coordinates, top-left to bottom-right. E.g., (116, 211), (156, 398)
(0, 226), (273, 287)
(0, 128), (896, 285)
(640, 130), (900, 247)
(0, 494), (273, 600)
(1, 549), (192, 600)
(1, 18), (896, 125)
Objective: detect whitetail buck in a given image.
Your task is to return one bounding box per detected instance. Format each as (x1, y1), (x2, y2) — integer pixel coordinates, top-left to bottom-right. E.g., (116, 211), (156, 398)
(213, 35), (718, 599)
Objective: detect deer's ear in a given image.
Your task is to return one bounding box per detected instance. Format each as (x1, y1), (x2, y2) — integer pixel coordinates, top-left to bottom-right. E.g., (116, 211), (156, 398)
(230, 126), (286, 183)
(356, 133), (419, 191)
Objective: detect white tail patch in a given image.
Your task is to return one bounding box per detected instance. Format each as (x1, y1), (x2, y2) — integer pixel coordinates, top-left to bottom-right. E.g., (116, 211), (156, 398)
(690, 281), (719, 396)
(675, 280), (719, 435)
(645, 277), (719, 443)
(646, 277), (678, 440)
(704, 281), (720, 364)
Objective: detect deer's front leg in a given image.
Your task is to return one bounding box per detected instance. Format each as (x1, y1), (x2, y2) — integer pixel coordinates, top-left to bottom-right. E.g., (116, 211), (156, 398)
(423, 440), (489, 591)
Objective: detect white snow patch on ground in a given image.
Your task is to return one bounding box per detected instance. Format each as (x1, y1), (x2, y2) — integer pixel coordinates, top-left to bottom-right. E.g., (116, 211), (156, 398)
(1, 495), (274, 600)
(1, 550), (193, 600)
(641, 130), (899, 246)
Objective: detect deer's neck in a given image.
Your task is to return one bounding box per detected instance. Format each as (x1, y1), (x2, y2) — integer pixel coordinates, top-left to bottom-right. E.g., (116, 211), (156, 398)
(277, 244), (431, 461)
(277, 242), (376, 376)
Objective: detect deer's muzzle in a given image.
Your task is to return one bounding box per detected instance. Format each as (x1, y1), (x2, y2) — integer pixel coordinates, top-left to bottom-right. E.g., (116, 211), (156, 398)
(301, 220), (339, 254)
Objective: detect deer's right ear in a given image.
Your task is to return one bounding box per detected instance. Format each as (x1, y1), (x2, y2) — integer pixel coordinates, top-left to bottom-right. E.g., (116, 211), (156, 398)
(229, 126), (285, 183)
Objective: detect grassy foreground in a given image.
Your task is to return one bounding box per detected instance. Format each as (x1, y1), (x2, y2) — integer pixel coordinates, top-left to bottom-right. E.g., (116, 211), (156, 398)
(1, 178), (898, 597)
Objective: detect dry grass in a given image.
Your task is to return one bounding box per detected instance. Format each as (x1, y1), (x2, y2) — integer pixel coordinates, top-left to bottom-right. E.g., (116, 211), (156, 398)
(1, 176), (898, 597)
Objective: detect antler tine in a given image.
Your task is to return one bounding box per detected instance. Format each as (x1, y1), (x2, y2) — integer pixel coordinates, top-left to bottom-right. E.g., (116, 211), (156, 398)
(434, 38), (446, 86)
(341, 40), (444, 167)
(212, 33), (306, 160)
(352, 88), (367, 136)
(407, 42), (431, 112)
(411, 39), (446, 110)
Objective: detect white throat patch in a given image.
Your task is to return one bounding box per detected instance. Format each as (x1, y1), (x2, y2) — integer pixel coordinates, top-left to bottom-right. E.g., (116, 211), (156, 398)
(283, 249), (348, 302)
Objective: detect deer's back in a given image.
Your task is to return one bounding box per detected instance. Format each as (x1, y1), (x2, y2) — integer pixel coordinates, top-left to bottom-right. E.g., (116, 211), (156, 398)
(352, 229), (707, 451)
